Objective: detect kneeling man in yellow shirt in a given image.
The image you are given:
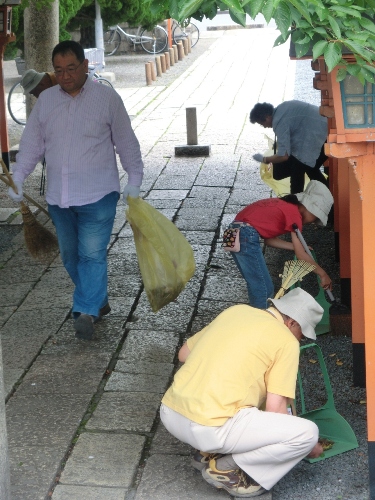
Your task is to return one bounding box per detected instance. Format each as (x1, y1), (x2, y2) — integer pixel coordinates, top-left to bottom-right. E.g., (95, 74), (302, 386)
(161, 287), (324, 498)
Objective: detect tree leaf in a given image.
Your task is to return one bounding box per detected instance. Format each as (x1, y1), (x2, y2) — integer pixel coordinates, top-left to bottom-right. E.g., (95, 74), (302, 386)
(262, 0), (275, 24)
(295, 41), (311, 57)
(346, 63), (361, 76)
(336, 67), (347, 81)
(360, 66), (375, 83)
(228, 7), (246, 27)
(274, 2), (291, 39)
(244, 0), (263, 17)
(329, 6), (362, 19)
(313, 39), (328, 59)
(359, 17), (375, 35)
(328, 15), (341, 39)
(324, 42), (342, 72)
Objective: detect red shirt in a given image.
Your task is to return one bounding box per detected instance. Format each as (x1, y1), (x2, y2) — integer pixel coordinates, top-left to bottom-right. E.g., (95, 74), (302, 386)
(235, 198), (302, 239)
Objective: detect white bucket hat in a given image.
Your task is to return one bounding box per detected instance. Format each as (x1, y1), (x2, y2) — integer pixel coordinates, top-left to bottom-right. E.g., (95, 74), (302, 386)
(21, 69), (45, 95)
(268, 288), (324, 340)
(296, 180), (333, 226)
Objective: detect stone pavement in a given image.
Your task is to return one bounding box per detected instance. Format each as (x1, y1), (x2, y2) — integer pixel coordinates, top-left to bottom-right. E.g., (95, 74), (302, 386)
(0, 28), (368, 500)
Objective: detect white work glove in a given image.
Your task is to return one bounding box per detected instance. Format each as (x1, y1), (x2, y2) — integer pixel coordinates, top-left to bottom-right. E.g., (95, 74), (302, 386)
(123, 184), (140, 204)
(8, 180), (23, 202)
(252, 153), (264, 163)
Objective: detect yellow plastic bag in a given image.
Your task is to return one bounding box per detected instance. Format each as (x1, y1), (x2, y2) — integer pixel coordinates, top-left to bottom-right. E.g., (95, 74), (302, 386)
(126, 197), (196, 312)
(259, 135), (309, 196)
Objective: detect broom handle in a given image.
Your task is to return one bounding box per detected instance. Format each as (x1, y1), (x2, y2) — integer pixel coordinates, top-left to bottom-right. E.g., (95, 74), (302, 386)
(0, 170), (50, 218)
(292, 223), (335, 302)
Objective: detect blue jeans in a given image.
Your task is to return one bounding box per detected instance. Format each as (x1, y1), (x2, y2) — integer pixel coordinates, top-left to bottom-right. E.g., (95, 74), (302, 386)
(229, 223), (274, 309)
(48, 192), (119, 317)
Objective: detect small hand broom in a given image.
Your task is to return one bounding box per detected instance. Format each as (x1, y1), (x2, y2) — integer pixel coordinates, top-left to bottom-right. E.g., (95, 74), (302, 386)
(274, 260), (316, 299)
(0, 159), (59, 262)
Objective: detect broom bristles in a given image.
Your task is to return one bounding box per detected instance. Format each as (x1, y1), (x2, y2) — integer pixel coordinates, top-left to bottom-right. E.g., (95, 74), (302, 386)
(274, 260), (316, 299)
(20, 203), (59, 262)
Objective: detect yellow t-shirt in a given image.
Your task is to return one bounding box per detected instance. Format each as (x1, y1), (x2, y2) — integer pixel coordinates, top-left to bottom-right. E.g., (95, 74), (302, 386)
(162, 304), (300, 426)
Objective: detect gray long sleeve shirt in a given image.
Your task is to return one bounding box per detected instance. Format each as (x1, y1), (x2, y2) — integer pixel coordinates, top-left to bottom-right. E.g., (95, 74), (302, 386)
(272, 100), (328, 167)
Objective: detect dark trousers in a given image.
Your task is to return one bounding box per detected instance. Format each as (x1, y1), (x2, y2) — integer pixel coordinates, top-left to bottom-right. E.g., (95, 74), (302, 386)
(272, 145), (328, 194)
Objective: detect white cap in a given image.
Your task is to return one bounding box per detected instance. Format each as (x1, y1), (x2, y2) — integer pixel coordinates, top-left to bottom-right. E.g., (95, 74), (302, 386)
(268, 288), (324, 340)
(296, 180), (333, 226)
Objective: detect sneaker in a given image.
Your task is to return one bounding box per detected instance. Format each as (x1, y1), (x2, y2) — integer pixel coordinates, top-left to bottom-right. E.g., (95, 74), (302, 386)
(191, 450), (223, 471)
(202, 458), (266, 498)
(74, 314), (94, 340)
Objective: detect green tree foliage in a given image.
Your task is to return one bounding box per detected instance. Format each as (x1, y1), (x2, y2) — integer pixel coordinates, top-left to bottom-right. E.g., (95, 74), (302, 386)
(6, 0), (167, 59)
(152, 0), (375, 83)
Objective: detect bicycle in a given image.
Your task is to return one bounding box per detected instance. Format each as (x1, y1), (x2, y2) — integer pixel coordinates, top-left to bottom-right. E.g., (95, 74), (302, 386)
(103, 25), (168, 56)
(7, 65), (113, 126)
(172, 19), (199, 48)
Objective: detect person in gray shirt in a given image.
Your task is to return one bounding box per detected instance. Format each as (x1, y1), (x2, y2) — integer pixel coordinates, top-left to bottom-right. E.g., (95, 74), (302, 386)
(250, 101), (329, 194)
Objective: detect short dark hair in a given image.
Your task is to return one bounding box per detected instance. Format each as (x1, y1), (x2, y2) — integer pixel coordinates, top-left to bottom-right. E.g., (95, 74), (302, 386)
(280, 194), (300, 205)
(52, 40), (85, 64)
(249, 102), (274, 124)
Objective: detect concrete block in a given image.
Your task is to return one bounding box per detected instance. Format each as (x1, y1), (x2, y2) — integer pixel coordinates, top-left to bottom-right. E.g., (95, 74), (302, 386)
(175, 145), (211, 156)
(118, 330), (179, 363)
(150, 422), (191, 456)
(60, 433), (145, 488)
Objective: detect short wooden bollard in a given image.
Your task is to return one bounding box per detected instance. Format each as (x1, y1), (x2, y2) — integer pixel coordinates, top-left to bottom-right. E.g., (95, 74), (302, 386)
(172, 44), (178, 62)
(187, 35), (192, 53)
(145, 62), (152, 86)
(182, 38), (189, 56)
(149, 61), (156, 81)
(160, 53), (166, 73)
(169, 47), (175, 66)
(164, 51), (170, 70)
(177, 41), (184, 61)
(155, 55), (162, 77)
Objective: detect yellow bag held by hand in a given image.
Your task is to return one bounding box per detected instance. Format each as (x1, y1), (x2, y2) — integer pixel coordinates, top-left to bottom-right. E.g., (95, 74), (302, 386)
(126, 197), (196, 312)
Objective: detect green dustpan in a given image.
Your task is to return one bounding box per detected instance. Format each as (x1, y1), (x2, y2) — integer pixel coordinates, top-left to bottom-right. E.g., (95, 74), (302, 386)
(298, 343), (358, 463)
(292, 251), (331, 335)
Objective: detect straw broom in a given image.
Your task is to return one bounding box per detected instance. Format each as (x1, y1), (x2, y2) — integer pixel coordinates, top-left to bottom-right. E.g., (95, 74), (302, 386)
(0, 159), (59, 262)
(274, 260), (316, 299)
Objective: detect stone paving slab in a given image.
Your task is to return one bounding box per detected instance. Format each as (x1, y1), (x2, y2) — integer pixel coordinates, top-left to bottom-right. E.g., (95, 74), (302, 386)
(135, 454), (232, 500)
(59, 433), (145, 488)
(6, 393), (90, 447)
(86, 391), (162, 432)
(15, 353), (111, 395)
(105, 370), (172, 393)
(118, 330), (180, 364)
(9, 445), (64, 499)
(52, 484), (127, 500)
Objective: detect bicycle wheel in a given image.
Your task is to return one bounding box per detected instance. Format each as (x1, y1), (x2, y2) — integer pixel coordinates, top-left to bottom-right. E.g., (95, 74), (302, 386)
(140, 25), (168, 54)
(104, 29), (121, 56)
(7, 82), (26, 125)
(93, 76), (114, 88)
(173, 22), (199, 47)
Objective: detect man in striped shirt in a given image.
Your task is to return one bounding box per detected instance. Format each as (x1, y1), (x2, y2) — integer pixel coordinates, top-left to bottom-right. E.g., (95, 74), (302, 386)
(8, 40), (144, 340)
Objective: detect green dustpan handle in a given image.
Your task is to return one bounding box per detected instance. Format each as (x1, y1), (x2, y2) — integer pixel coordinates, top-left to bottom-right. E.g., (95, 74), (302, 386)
(299, 343), (336, 410)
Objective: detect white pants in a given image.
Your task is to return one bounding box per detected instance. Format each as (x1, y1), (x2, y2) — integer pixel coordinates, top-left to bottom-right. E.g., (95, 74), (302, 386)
(160, 404), (318, 490)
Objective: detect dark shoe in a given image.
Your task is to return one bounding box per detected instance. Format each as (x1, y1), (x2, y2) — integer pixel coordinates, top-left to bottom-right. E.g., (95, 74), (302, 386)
(202, 458), (266, 498)
(191, 450), (223, 471)
(99, 302), (111, 317)
(74, 314), (94, 340)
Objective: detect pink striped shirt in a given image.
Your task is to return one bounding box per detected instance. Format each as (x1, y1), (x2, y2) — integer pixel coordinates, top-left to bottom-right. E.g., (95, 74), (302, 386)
(13, 77), (144, 208)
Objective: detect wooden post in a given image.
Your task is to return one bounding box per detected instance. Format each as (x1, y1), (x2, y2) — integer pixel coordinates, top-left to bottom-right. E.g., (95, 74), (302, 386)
(169, 47), (175, 66)
(145, 62), (152, 86)
(160, 53), (166, 73)
(182, 38), (189, 56)
(149, 61), (156, 81)
(186, 107), (198, 145)
(172, 44), (178, 62)
(177, 41), (184, 61)
(187, 34), (192, 53)
(155, 55), (162, 77)
(164, 51), (170, 70)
